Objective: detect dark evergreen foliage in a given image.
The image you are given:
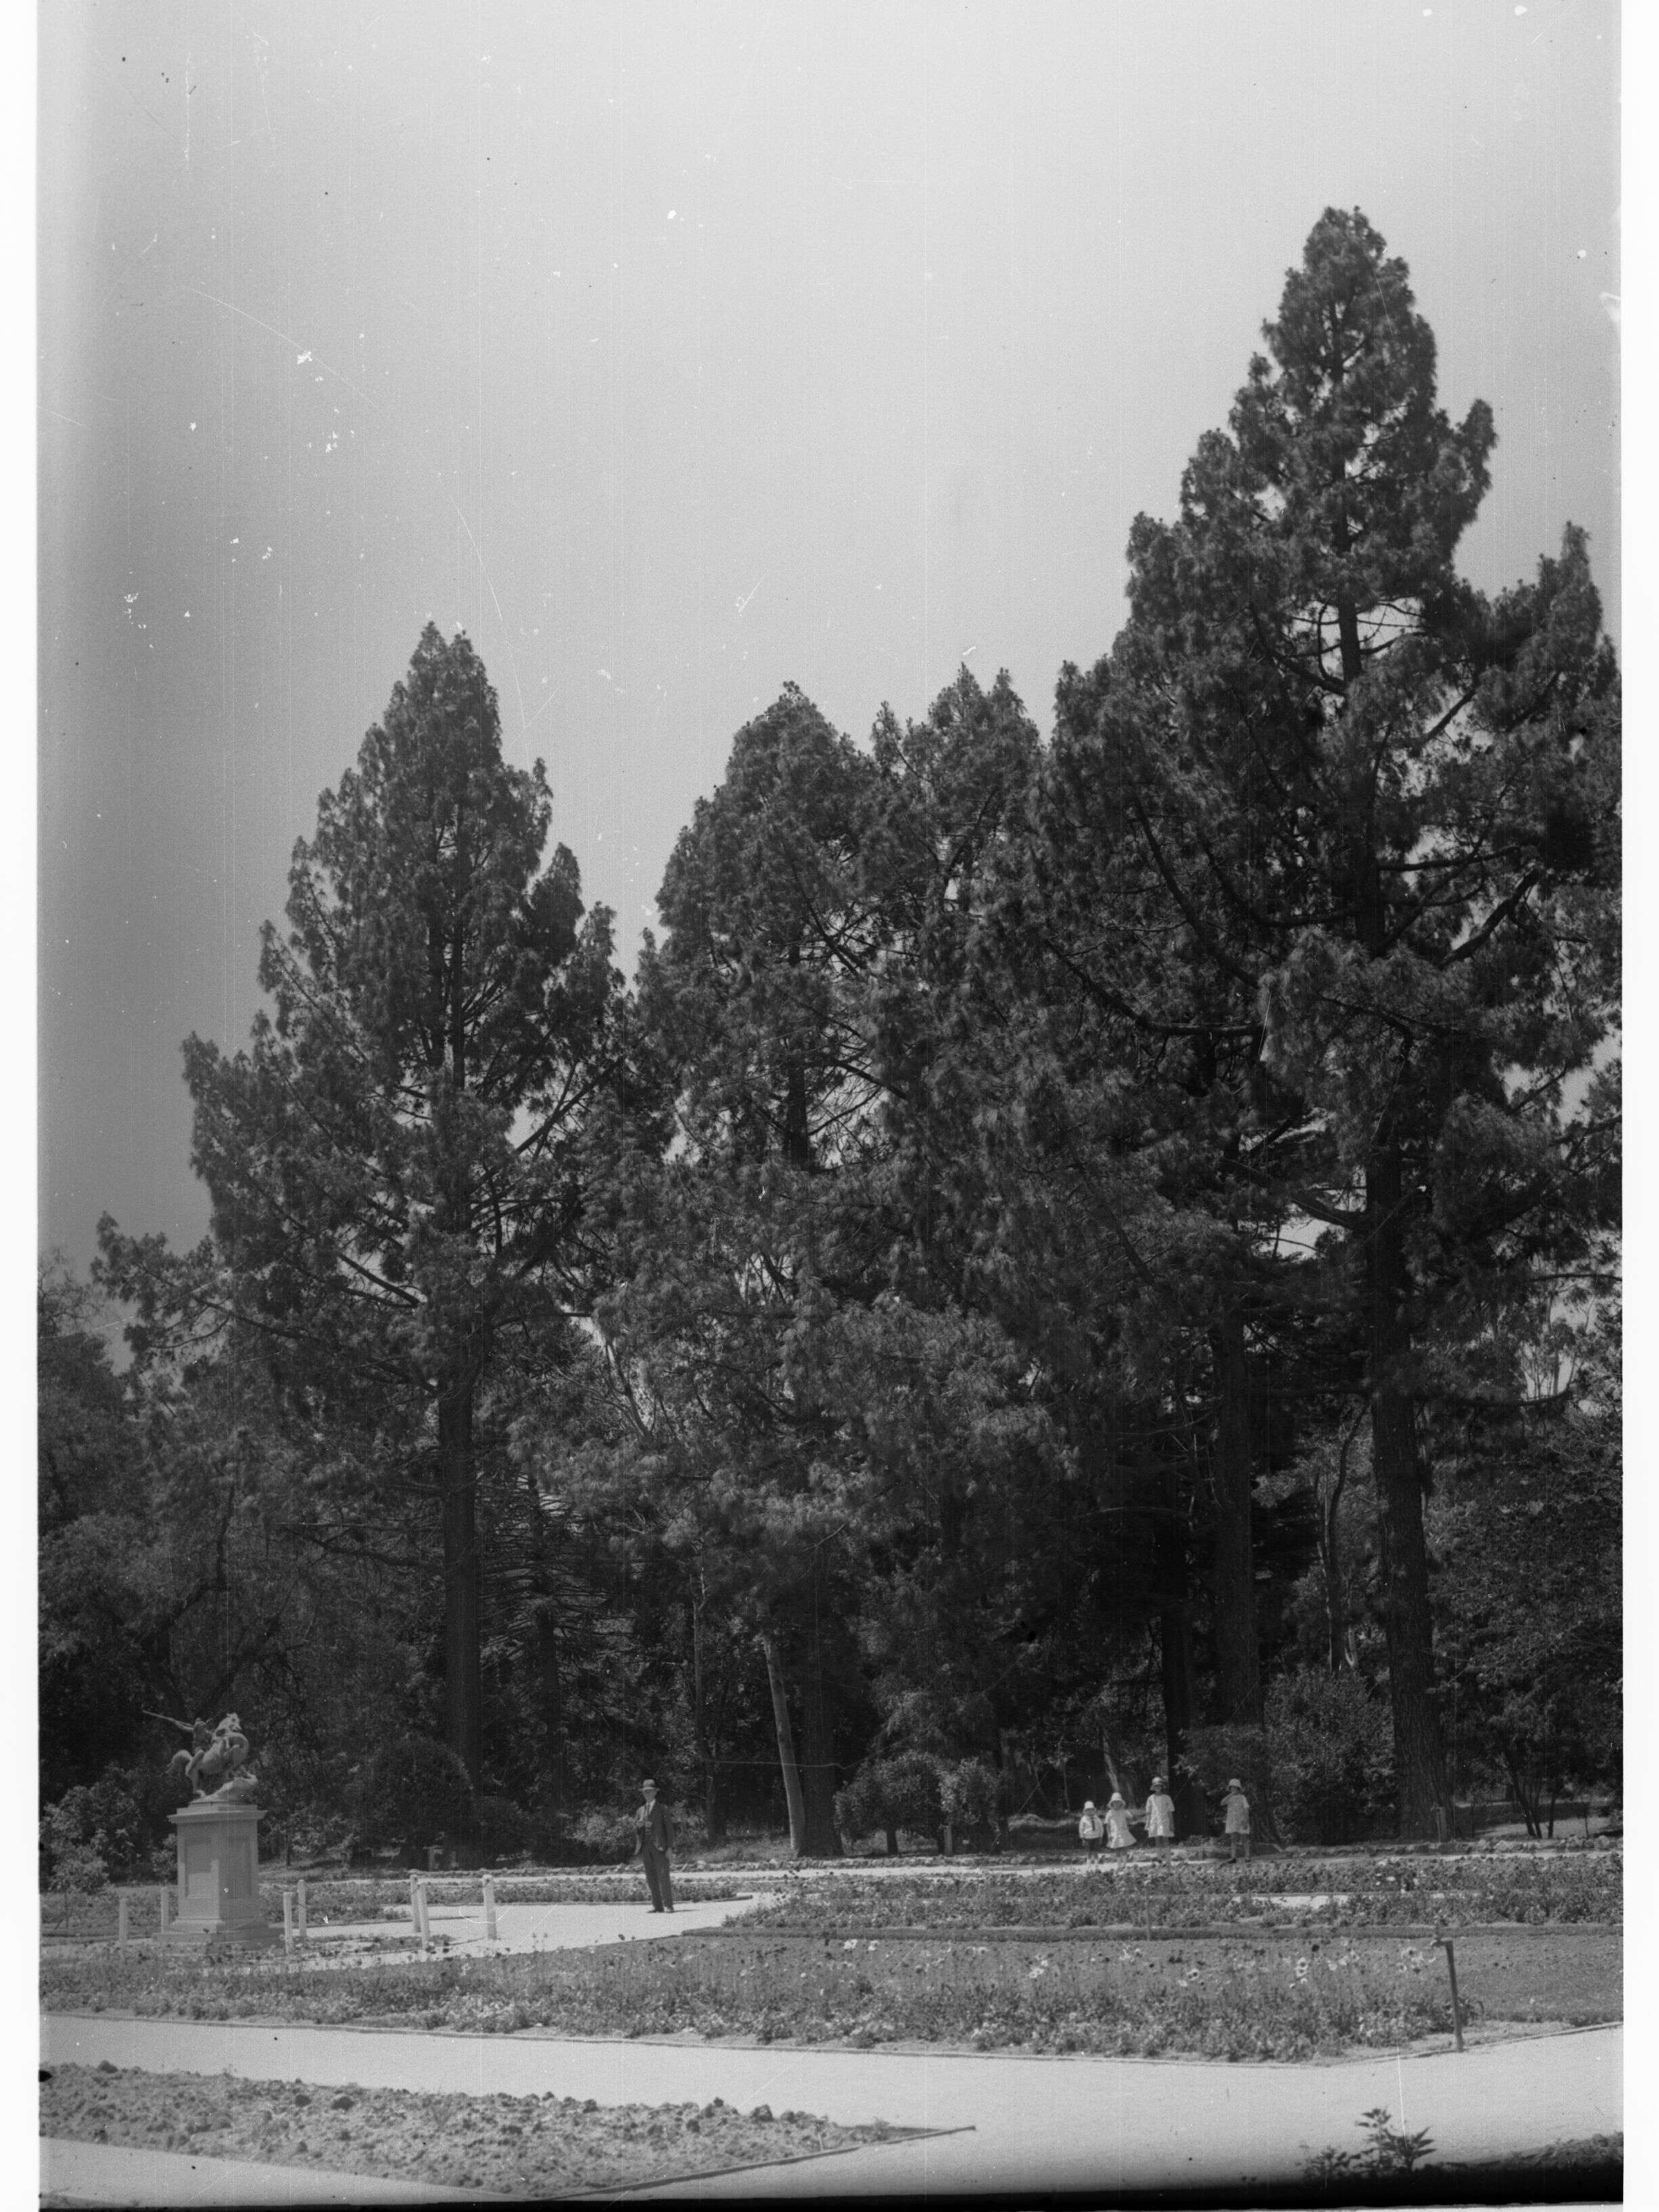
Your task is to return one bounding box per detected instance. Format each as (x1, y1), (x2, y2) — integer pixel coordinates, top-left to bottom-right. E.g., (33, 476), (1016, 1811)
(50, 215), (1618, 1856)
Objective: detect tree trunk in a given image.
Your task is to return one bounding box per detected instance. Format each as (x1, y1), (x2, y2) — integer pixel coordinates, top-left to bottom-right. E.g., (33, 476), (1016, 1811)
(1364, 1139), (1448, 1839)
(798, 1580), (844, 1857)
(438, 1389), (483, 1782)
(533, 1600), (565, 1815)
(1208, 1309), (1260, 1724)
(758, 1629), (806, 1852)
(1153, 1477), (1205, 1838)
(704, 1768), (725, 1846)
(1318, 1410), (1364, 1675)
(689, 1590), (725, 1845)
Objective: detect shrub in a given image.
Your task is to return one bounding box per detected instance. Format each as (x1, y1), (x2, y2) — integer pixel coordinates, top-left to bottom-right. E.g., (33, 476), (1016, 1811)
(939, 1758), (1002, 1847)
(565, 1807), (640, 1862)
(350, 1738), (473, 1857)
(1267, 1668), (1395, 1845)
(835, 1753), (945, 1853)
(468, 1794), (535, 1863)
(41, 1795), (110, 1929)
(41, 1767), (167, 1881)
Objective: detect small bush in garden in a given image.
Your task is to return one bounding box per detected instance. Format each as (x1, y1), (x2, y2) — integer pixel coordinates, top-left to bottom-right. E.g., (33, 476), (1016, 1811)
(1266, 1668), (1394, 1844)
(835, 1753), (945, 1855)
(41, 1797), (109, 1933)
(939, 1759), (1002, 1848)
(468, 1794), (535, 1863)
(565, 1808), (638, 1862)
(1303, 2106), (1436, 2183)
(41, 1769), (161, 1882)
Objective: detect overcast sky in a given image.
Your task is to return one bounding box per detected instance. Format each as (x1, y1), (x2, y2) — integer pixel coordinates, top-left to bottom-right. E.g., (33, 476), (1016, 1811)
(39, 0), (1619, 1276)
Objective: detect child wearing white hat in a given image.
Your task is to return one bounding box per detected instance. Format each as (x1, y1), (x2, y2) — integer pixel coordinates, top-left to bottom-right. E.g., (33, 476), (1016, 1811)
(1105, 1793), (1134, 1850)
(1078, 1799), (1105, 1856)
(1145, 1775), (1176, 1845)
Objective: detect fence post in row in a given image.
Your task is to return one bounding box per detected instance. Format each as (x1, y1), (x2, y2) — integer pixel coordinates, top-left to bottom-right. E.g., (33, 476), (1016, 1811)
(297, 1876), (308, 1940)
(282, 1888), (295, 1954)
(157, 1885), (170, 1937)
(117, 1892), (129, 1947)
(483, 1872), (497, 1942)
(1433, 1928), (1465, 2052)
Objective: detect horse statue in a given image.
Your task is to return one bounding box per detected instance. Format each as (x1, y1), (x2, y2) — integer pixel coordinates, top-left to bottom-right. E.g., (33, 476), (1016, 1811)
(149, 1711), (258, 1803)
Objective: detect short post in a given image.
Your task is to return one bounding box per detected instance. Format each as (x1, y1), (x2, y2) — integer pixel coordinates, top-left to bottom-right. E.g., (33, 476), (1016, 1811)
(282, 1889), (295, 1954)
(117, 1892), (129, 1947)
(408, 1868), (420, 1939)
(157, 1884), (170, 1936)
(483, 1872), (497, 1942)
(415, 1876), (430, 1954)
(296, 1877), (308, 1940)
(1435, 1929), (1465, 2052)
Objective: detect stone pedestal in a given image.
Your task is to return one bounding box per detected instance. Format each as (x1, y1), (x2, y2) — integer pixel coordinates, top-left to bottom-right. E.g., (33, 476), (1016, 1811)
(165, 1799), (278, 1947)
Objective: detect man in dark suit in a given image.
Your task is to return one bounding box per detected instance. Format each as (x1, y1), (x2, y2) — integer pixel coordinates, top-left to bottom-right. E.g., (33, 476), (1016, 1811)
(635, 1779), (675, 1912)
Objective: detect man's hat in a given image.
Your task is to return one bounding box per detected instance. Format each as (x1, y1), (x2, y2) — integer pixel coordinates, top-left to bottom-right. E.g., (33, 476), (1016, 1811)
(642, 1778), (657, 1790)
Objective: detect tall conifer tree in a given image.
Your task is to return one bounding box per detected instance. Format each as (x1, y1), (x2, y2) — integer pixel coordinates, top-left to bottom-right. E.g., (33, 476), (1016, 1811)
(1071, 211), (1618, 1833)
(104, 626), (619, 1780)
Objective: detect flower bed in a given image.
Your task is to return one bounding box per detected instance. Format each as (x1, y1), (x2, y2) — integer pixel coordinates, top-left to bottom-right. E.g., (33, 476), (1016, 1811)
(742, 1853), (1621, 1933)
(39, 1921), (1609, 2060)
(41, 2062), (914, 2194)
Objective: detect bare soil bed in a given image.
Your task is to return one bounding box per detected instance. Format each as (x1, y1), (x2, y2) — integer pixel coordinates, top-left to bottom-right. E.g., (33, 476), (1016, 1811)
(40, 2062), (923, 2196)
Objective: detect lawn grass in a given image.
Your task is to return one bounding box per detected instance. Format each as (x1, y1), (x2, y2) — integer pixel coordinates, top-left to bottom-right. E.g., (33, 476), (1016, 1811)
(42, 1923), (1608, 2060)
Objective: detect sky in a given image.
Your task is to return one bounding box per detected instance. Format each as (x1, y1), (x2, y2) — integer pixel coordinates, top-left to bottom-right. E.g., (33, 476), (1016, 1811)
(38, 0), (1620, 1276)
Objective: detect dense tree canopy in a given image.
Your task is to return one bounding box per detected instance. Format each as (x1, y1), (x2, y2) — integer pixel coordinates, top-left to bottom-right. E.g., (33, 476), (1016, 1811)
(98, 626), (623, 1782)
(54, 213), (1619, 1865)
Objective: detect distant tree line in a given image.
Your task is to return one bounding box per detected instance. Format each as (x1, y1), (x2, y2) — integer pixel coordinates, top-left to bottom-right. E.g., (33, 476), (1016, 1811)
(44, 211), (1619, 1868)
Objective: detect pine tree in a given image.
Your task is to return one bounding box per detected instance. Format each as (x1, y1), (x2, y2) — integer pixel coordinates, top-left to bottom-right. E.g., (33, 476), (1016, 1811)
(102, 626), (619, 1780)
(1074, 210), (1619, 1834)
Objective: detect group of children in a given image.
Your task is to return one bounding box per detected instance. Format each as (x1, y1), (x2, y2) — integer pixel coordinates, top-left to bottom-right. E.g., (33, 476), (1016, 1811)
(1078, 1777), (1252, 1858)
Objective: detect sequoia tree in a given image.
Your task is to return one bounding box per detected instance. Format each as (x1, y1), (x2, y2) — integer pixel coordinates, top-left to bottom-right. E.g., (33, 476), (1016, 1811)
(1075, 210), (1619, 1833)
(102, 626), (619, 1779)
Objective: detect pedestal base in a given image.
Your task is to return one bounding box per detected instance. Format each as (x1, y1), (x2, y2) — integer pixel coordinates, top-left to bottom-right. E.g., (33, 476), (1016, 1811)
(166, 1800), (278, 1946)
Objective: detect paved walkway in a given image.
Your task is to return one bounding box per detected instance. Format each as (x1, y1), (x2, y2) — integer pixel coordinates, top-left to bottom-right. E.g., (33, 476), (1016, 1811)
(41, 2137), (514, 2205)
(43, 2012), (1622, 2199)
(315, 1896), (776, 1955)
